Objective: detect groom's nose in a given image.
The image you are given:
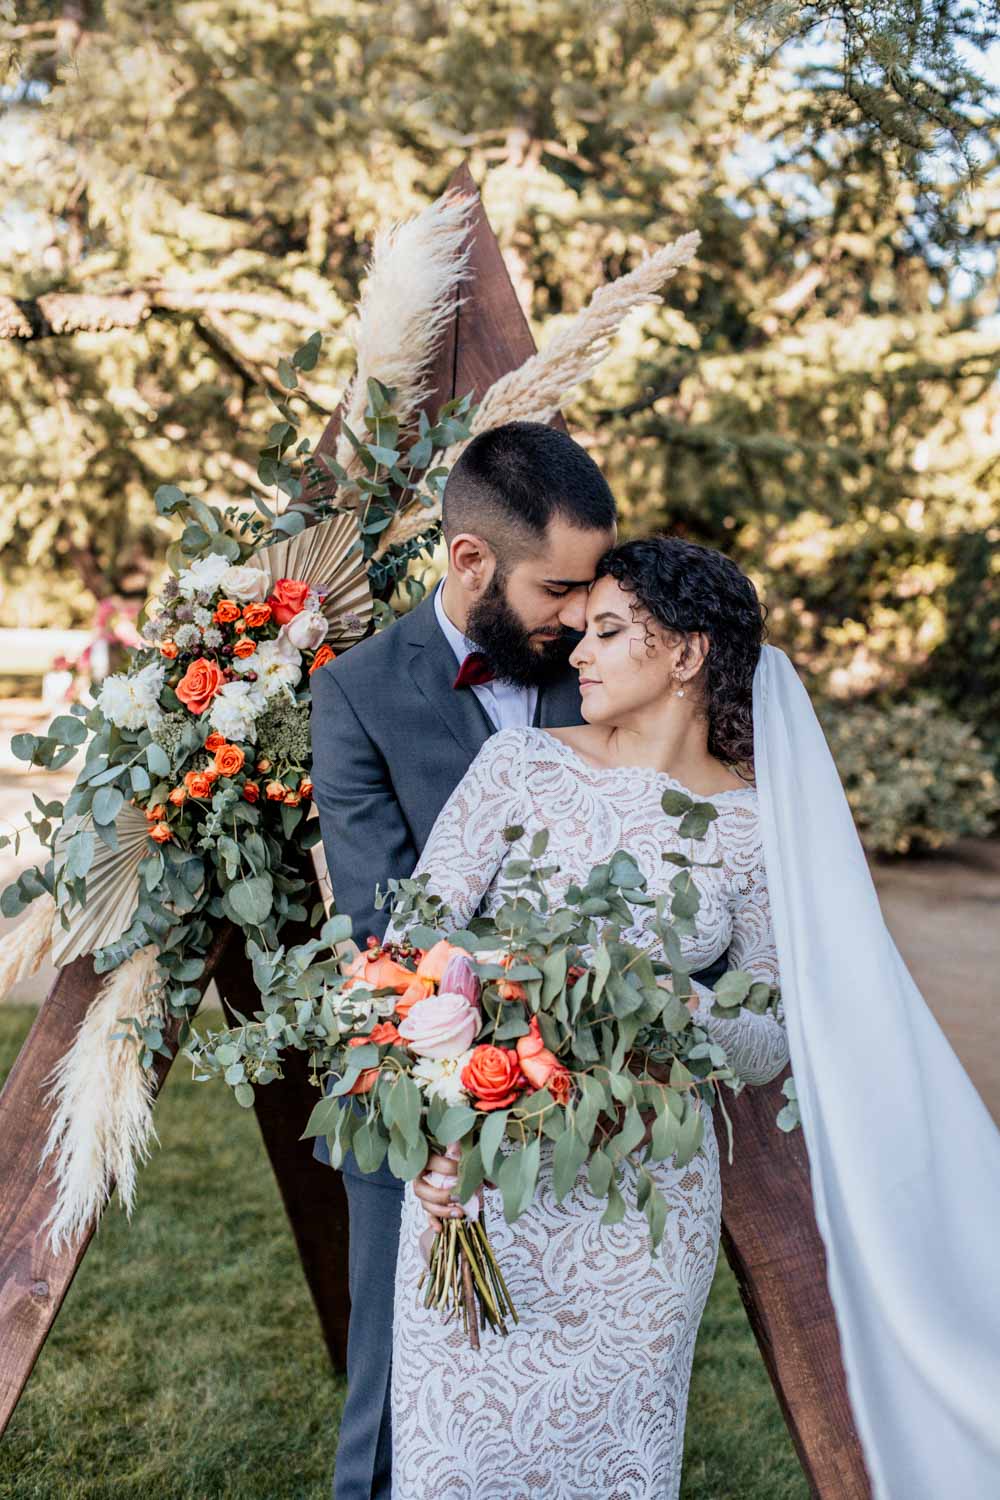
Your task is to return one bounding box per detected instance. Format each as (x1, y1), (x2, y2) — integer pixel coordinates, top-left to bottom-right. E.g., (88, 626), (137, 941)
(556, 591), (589, 633)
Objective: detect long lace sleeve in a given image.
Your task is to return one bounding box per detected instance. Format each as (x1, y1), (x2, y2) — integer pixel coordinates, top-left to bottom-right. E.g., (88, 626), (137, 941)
(384, 728), (528, 942)
(688, 837), (789, 1087)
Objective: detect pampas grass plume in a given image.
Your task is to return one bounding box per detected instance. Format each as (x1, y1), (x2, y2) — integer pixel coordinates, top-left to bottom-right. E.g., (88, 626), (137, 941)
(0, 890), (55, 1001)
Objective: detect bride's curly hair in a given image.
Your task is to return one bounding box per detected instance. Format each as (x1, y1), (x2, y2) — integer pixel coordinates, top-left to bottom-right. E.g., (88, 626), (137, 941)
(594, 536), (766, 768)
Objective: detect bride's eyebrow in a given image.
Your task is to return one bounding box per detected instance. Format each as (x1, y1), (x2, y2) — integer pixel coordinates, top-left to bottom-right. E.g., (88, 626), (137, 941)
(592, 611), (626, 624)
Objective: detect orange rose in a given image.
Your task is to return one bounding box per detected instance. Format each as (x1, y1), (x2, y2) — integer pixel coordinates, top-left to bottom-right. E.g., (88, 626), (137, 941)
(309, 644), (336, 675)
(268, 577), (310, 625)
(232, 638), (257, 659)
(149, 821), (173, 844)
(265, 780), (287, 801)
(242, 602), (272, 628)
(243, 781), (260, 804)
(214, 599), (241, 624)
(299, 777), (313, 798)
(256, 757), (272, 773)
(175, 657), (225, 715)
(369, 1021), (402, 1047)
(168, 786), (188, 806)
(204, 732), (228, 752)
(462, 1045), (527, 1112)
(345, 1037), (379, 1096)
(159, 641), (179, 659)
(183, 770), (214, 799)
(394, 977), (435, 1020)
(234, 620), (247, 634)
(214, 743), (245, 777)
(516, 1018), (571, 1105)
(144, 803), (167, 822)
(283, 790), (301, 807)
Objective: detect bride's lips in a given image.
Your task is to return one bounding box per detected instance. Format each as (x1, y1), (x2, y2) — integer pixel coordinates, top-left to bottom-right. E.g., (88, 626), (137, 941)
(579, 679), (600, 692)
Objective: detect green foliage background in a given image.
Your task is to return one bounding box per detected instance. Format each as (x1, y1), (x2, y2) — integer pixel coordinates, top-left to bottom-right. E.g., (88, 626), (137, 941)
(2, 1), (998, 760)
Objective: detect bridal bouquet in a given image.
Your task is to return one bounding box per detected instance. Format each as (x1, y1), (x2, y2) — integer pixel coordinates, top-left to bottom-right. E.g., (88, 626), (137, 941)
(188, 810), (780, 1346)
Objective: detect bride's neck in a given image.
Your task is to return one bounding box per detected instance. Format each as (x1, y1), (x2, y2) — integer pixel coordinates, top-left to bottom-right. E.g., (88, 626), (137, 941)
(600, 710), (706, 777)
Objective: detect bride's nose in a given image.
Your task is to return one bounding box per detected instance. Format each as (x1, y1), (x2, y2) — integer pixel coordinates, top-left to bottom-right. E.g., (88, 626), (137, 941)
(568, 635), (591, 671)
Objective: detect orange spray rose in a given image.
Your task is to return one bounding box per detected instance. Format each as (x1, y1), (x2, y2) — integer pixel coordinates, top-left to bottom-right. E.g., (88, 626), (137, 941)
(213, 599), (241, 624)
(309, 645), (336, 674)
(214, 743), (245, 777)
(183, 770), (214, 799)
(149, 822), (173, 844)
(175, 658), (224, 715)
(242, 602), (273, 628)
(243, 781), (260, 804)
(168, 786), (188, 806)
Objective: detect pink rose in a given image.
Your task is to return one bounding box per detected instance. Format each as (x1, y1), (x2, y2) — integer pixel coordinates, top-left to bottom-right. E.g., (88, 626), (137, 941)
(398, 991), (480, 1060)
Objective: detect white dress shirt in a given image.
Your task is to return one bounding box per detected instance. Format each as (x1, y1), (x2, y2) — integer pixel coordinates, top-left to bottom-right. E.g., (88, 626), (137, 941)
(433, 579), (538, 732)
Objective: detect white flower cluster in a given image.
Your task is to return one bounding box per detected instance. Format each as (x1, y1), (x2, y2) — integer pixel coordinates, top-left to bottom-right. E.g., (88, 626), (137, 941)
(176, 556), (271, 602)
(97, 660), (167, 731)
(411, 1052), (473, 1108)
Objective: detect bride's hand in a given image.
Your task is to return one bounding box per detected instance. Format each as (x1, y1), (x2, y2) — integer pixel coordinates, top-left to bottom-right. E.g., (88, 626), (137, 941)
(414, 1151), (464, 1231)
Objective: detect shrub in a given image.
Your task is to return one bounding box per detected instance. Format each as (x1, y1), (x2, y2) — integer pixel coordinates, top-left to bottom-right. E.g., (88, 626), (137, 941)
(821, 697), (999, 856)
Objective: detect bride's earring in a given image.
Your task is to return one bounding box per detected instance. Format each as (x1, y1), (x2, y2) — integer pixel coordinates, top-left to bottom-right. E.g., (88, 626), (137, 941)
(674, 677), (686, 699)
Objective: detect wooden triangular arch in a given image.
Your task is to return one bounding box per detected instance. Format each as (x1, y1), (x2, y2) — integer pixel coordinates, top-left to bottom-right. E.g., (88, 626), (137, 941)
(0, 161), (869, 1496)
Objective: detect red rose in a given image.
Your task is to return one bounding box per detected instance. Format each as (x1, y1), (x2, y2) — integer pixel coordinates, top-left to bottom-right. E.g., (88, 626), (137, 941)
(461, 1045), (527, 1112)
(268, 577), (310, 625)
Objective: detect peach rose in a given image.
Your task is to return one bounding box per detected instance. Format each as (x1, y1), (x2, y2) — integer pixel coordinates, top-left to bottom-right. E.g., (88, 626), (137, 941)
(234, 620), (247, 634)
(204, 731), (228, 752)
(232, 638), (257, 659)
(214, 743), (245, 777)
(345, 1036), (379, 1096)
(256, 757), (272, 773)
(395, 977), (435, 1020)
(268, 577), (310, 625)
(398, 992), (479, 1060)
(242, 602), (273, 628)
(144, 803), (167, 822)
(265, 780), (287, 801)
(416, 939), (466, 985)
(214, 599), (241, 624)
(159, 641), (179, 659)
(149, 821), (173, 844)
(369, 1021), (401, 1046)
(299, 777), (313, 799)
(516, 1017), (571, 1105)
(309, 644), (336, 674)
(168, 786), (188, 806)
(175, 657), (225, 715)
(243, 781), (260, 804)
(183, 770), (214, 799)
(344, 949), (415, 995)
(461, 1045), (527, 1112)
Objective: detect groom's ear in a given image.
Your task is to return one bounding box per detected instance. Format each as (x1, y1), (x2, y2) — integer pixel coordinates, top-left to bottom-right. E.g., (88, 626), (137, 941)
(449, 532), (496, 594)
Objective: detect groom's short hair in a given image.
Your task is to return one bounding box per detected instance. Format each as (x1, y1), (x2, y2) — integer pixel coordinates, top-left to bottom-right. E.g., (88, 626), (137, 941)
(442, 421), (616, 563)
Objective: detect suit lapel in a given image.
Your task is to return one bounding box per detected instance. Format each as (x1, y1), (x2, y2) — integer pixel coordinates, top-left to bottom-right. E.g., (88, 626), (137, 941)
(537, 669), (584, 729)
(405, 597), (494, 760)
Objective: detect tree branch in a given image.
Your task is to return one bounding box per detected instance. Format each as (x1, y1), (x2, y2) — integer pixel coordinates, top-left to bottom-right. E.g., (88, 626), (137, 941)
(0, 284), (325, 341)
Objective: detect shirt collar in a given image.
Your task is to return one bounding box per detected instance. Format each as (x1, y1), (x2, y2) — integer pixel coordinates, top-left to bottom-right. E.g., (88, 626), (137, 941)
(433, 578), (481, 669)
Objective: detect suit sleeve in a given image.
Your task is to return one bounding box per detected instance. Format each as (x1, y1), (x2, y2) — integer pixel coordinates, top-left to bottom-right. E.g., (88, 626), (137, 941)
(309, 665), (419, 946)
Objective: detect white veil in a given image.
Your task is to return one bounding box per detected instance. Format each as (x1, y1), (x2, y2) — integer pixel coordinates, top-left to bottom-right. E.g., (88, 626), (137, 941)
(753, 645), (1000, 1498)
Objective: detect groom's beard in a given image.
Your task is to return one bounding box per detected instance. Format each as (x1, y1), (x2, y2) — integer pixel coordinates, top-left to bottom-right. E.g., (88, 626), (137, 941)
(465, 575), (576, 688)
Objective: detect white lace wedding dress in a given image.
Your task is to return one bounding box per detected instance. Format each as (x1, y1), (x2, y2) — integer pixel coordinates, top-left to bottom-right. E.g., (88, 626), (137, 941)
(385, 727), (789, 1500)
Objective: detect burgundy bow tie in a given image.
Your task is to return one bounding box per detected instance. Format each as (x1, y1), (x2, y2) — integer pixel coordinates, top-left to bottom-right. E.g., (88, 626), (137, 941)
(453, 651), (495, 689)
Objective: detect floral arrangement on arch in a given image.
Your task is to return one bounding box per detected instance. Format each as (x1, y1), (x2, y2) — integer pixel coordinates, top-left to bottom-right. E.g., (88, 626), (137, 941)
(0, 184), (701, 1253)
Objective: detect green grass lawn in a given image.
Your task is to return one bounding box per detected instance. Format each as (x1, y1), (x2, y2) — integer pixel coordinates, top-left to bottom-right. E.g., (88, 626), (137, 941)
(0, 1005), (807, 1500)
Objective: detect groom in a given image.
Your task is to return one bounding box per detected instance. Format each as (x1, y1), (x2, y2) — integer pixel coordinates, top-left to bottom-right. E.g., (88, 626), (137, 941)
(309, 420), (618, 1499)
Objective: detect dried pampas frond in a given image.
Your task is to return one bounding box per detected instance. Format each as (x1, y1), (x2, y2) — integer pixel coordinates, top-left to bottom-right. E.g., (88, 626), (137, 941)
(0, 890), (55, 1002)
(447, 230), (701, 461)
(335, 188), (474, 475)
(39, 945), (166, 1254)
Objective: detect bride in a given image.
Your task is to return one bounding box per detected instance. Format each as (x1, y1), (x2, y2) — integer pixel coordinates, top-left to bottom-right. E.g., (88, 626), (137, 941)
(384, 535), (1000, 1500)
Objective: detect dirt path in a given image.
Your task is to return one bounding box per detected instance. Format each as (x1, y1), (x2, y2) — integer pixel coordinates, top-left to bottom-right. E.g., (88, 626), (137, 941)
(2, 700), (998, 1120)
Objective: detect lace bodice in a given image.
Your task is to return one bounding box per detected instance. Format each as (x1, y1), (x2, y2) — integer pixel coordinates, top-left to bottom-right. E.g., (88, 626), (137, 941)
(387, 726), (786, 1086)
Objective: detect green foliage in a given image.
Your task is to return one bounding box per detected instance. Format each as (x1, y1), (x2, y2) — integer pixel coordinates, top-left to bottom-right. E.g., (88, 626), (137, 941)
(822, 696), (999, 854)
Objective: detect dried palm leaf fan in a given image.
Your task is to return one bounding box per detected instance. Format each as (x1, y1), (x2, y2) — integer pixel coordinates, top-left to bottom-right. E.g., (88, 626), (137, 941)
(50, 803), (152, 966)
(249, 511), (373, 651)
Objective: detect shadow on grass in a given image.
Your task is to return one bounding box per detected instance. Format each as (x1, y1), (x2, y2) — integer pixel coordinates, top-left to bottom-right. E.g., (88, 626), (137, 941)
(0, 1006), (806, 1499)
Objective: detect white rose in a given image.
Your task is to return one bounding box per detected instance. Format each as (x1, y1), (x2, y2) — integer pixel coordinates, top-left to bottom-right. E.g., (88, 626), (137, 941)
(207, 679), (265, 741)
(177, 553), (231, 598)
(219, 564), (270, 603)
(232, 636), (301, 698)
(280, 610), (329, 651)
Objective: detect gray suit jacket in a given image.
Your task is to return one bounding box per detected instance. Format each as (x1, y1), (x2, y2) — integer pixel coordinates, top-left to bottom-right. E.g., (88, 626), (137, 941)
(309, 591), (585, 950)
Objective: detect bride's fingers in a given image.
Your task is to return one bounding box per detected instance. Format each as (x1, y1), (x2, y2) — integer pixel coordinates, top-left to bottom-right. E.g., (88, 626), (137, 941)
(425, 1151), (458, 1176)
